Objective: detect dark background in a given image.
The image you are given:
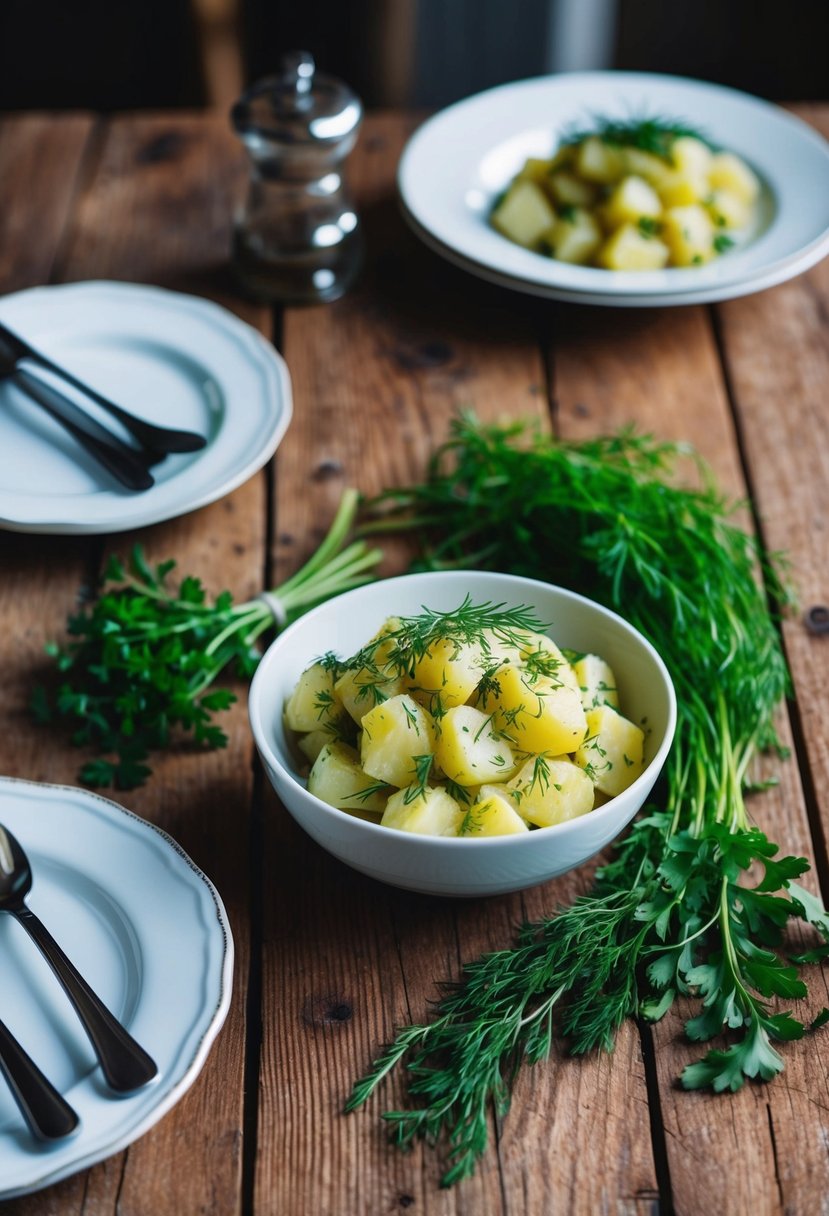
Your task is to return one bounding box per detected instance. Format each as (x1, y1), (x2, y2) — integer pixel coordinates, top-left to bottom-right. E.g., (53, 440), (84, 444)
(0, 0), (826, 113)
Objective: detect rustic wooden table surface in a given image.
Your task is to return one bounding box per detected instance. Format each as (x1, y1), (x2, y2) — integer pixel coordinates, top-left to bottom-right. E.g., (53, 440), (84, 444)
(0, 105), (827, 1216)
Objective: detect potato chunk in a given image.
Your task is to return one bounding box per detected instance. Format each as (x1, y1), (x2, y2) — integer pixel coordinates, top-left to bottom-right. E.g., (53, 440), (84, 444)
(661, 204), (715, 266)
(670, 136), (712, 178)
(574, 705), (645, 797)
(572, 654), (619, 711)
(459, 786), (529, 837)
(507, 757), (594, 828)
(514, 632), (580, 694)
(544, 208), (602, 265)
(603, 176), (663, 229)
(479, 664), (587, 755)
(547, 171), (597, 208)
(284, 662), (340, 733)
(656, 171), (707, 208)
(408, 636), (485, 712)
(335, 665), (406, 726)
(381, 785), (463, 837)
(707, 152), (760, 204)
(598, 225), (670, 271)
(434, 704), (515, 786)
(360, 694), (437, 788)
(491, 180), (556, 248)
(576, 135), (623, 183)
(706, 189), (750, 231)
(308, 742), (389, 813)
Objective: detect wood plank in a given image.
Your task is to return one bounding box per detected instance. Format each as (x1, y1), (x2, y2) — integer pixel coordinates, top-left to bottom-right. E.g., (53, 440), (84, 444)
(257, 112), (658, 1215)
(0, 114), (98, 1216)
(551, 291), (829, 1214)
(2, 112), (270, 1214)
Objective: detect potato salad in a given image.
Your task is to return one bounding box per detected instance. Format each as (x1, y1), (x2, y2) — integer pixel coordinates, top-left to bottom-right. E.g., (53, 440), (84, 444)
(490, 118), (760, 270)
(284, 601), (647, 838)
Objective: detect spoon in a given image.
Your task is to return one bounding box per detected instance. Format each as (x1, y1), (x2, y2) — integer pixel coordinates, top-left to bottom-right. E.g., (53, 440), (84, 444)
(0, 823), (158, 1094)
(0, 1017), (79, 1140)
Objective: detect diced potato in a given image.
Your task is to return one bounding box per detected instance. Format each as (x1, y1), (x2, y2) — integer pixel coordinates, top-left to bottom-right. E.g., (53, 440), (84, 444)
(335, 665), (406, 726)
(284, 662), (341, 733)
(408, 636), (485, 712)
(479, 664), (587, 755)
(516, 156), (555, 184)
(574, 705), (645, 798)
(515, 631), (580, 694)
(597, 224), (670, 271)
(620, 149), (671, 188)
(381, 785), (463, 836)
(507, 756), (594, 828)
(602, 176), (663, 229)
(657, 171), (707, 208)
(572, 654), (619, 711)
(707, 152), (760, 204)
(576, 135), (624, 183)
(491, 180), (556, 248)
(459, 786), (529, 837)
(297, 727), (337, 764)
(661, 204), (715, 266)
(670, 136), (712, 178)
(434, 704), (516, 786)
(547, 171), (597, 208)
(706, 189), (750, 230)
(308, 742), (389, 813)
(360, 694), (437, 788)
(543, 208), (603, 265)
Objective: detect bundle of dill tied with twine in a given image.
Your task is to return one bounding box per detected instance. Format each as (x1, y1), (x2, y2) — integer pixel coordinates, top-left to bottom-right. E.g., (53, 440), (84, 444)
(346, 413), (829, 1186)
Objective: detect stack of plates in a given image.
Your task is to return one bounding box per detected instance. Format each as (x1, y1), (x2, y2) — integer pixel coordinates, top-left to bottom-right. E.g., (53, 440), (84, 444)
(398, 72), (829, 308)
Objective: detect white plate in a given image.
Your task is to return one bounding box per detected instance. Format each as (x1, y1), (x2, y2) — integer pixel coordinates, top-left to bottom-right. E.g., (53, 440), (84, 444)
(0, 282), (292, 533)
(0, 777), (233, 1199)
(399, 72), (829, 306)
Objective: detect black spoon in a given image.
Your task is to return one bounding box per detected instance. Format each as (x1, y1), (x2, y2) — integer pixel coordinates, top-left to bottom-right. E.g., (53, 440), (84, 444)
(0, 823), (158, 1094)
(0, 1017), (79, 1140)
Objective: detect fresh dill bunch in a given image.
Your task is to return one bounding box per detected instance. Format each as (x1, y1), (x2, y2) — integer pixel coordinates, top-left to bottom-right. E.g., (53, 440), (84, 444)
(348, 414), (829, 1187)
(561, 113), (713, 161)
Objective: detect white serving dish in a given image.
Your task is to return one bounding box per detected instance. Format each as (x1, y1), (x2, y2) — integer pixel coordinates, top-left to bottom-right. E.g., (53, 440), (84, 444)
(249, 571), (677, 897)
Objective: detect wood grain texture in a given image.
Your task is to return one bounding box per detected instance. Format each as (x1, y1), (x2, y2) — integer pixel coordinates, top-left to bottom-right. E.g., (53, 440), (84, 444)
(1, 113), (270, 1215)
(256, 112), (658, 1216)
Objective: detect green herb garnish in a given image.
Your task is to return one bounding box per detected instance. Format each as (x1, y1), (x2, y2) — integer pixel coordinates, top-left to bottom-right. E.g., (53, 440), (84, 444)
(563, 114), (713, 161)
(637, 216), (662, 237)
(714, 233), (736, 254)
(36, 490), (381, 788)
(348, 414), (829, 1185)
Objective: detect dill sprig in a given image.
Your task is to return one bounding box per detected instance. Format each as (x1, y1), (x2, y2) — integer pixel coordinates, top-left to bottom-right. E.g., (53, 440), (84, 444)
(562, 113), (713, 161)
(348, 414), (829, 1185)
(35, 490), (382, 788)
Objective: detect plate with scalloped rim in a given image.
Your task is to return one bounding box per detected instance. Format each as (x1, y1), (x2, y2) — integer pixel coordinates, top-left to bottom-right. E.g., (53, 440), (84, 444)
(0, 777), (233, 1199)
(0, 281), (291, 533)
(398, 72), (829, 306)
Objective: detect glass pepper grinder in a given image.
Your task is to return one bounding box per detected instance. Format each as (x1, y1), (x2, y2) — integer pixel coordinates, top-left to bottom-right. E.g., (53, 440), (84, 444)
(231, 52), (364, 304)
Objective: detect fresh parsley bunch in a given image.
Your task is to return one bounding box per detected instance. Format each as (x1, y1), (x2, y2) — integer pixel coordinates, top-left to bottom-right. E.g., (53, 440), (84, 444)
(35, 490), (381, 788)
(348, 415), (829, 1185)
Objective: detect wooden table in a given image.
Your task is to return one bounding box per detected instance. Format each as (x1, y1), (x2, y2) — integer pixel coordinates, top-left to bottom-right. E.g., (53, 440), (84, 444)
(0, 106), (827, 1216)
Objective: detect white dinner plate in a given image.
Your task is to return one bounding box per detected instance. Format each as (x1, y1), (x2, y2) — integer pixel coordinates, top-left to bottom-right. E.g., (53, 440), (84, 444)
(0, 777), (233, 1199)
(0, 281), (292, 533)
(398, 72), (829, 306)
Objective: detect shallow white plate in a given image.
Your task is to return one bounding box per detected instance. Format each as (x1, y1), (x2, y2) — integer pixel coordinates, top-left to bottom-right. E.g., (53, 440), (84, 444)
(0, 777), (233, 1199)
(0, 282), (292, 533)
(399, 72), (829, 306)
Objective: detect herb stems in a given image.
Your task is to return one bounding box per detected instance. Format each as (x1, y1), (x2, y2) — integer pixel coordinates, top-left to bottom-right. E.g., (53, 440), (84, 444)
(347, 414), (829, 1186)
(37, 488), (382, 788)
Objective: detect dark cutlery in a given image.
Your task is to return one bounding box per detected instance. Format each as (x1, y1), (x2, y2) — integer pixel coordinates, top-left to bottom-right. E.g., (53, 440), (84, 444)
(0, 1017), (79, 1141)
(0, 359), (155, 492)
(0, 824), (158, 1094)
(0, 321), (207, 454)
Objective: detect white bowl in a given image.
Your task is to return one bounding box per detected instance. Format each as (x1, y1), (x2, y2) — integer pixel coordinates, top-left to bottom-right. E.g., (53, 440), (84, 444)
(249, 571), (676, 897)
